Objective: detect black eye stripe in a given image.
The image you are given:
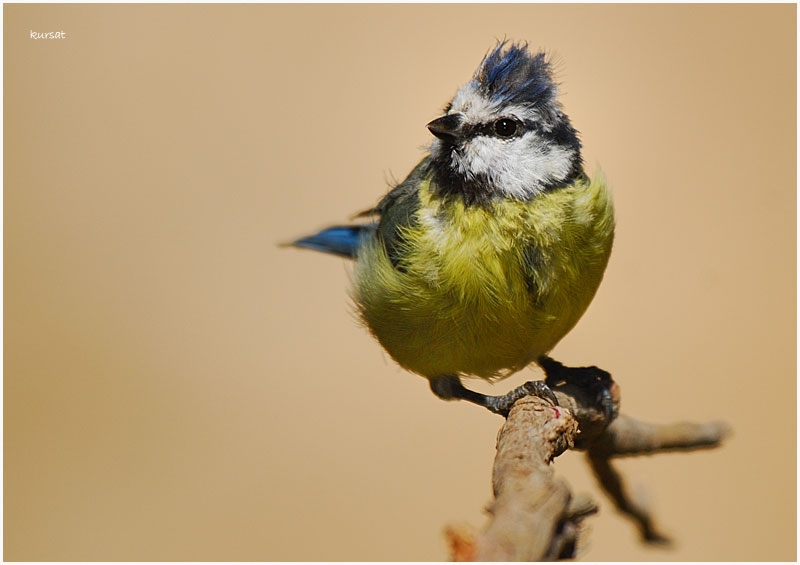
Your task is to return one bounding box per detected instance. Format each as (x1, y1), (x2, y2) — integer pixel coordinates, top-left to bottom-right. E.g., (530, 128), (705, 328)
(466, 118), (538, 139)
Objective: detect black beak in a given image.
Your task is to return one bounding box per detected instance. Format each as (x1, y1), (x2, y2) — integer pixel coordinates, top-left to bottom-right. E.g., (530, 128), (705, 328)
(427, 113), (464, 142)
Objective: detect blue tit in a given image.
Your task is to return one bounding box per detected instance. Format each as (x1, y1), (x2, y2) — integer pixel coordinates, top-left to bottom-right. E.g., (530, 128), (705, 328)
(289, 42), (615, 417)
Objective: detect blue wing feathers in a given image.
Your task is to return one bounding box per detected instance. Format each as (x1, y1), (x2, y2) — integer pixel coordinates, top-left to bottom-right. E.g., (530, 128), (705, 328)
(291, 225), (375, 259)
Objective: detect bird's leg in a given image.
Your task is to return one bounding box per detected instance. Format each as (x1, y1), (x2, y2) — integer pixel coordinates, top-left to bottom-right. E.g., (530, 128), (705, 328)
(429, 375), (558, 418)
(538, 356), (618, 425)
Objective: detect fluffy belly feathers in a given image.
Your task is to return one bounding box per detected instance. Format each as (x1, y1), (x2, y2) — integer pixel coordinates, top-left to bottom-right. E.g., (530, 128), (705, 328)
(353, 176), (614, 381)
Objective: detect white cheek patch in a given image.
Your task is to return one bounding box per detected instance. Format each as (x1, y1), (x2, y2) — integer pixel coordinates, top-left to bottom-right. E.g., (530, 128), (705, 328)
(451, 134), (576, 199)
(515, 143), (576, 195)
(455, 136), (496, 177)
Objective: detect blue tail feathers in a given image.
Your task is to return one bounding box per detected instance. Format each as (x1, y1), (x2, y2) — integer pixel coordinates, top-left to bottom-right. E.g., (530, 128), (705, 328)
(290, 225), (375, 259)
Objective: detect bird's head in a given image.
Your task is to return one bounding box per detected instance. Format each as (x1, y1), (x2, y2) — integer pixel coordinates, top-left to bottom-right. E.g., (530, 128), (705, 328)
(427, 42), (584, 205)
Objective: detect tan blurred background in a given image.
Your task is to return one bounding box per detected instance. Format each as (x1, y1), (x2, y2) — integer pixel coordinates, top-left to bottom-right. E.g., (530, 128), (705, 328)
(4, 3), (796, 561)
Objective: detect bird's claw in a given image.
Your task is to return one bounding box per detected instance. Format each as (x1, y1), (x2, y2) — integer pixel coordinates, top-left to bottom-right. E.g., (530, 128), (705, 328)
(485, 380), (559, 418)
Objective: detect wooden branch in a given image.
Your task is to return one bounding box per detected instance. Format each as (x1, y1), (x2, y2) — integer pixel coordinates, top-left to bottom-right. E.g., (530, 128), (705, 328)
(450, 380), (731, 561)
(472, 396), (589, 560)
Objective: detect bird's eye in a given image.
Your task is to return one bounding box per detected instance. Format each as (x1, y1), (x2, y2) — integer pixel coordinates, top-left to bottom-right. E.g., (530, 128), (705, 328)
(493, 118), (519, 138)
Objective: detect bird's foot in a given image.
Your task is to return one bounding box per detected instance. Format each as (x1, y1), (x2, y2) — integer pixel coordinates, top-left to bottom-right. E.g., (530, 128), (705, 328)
(482, 380), (558, 417)
(538, 356), (619, 425)
(429, 375), (558, 418)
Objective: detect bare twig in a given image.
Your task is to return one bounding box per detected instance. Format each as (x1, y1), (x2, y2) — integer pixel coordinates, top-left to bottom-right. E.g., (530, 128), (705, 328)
(585, 415), (732, 456)
(581, 415), (731, 543)
(460, 380), (731, 561)
(585, 449), (670, 544)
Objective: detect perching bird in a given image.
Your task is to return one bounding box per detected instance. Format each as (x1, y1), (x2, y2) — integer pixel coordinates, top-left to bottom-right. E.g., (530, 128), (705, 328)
(290, 42), (615, 417)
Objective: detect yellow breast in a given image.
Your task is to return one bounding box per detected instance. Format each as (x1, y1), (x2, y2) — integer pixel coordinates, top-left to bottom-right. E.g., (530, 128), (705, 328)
(353, 175), (614, 381)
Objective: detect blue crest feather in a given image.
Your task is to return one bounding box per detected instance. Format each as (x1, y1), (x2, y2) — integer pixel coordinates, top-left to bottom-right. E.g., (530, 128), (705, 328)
(475, 42), (556, 111)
